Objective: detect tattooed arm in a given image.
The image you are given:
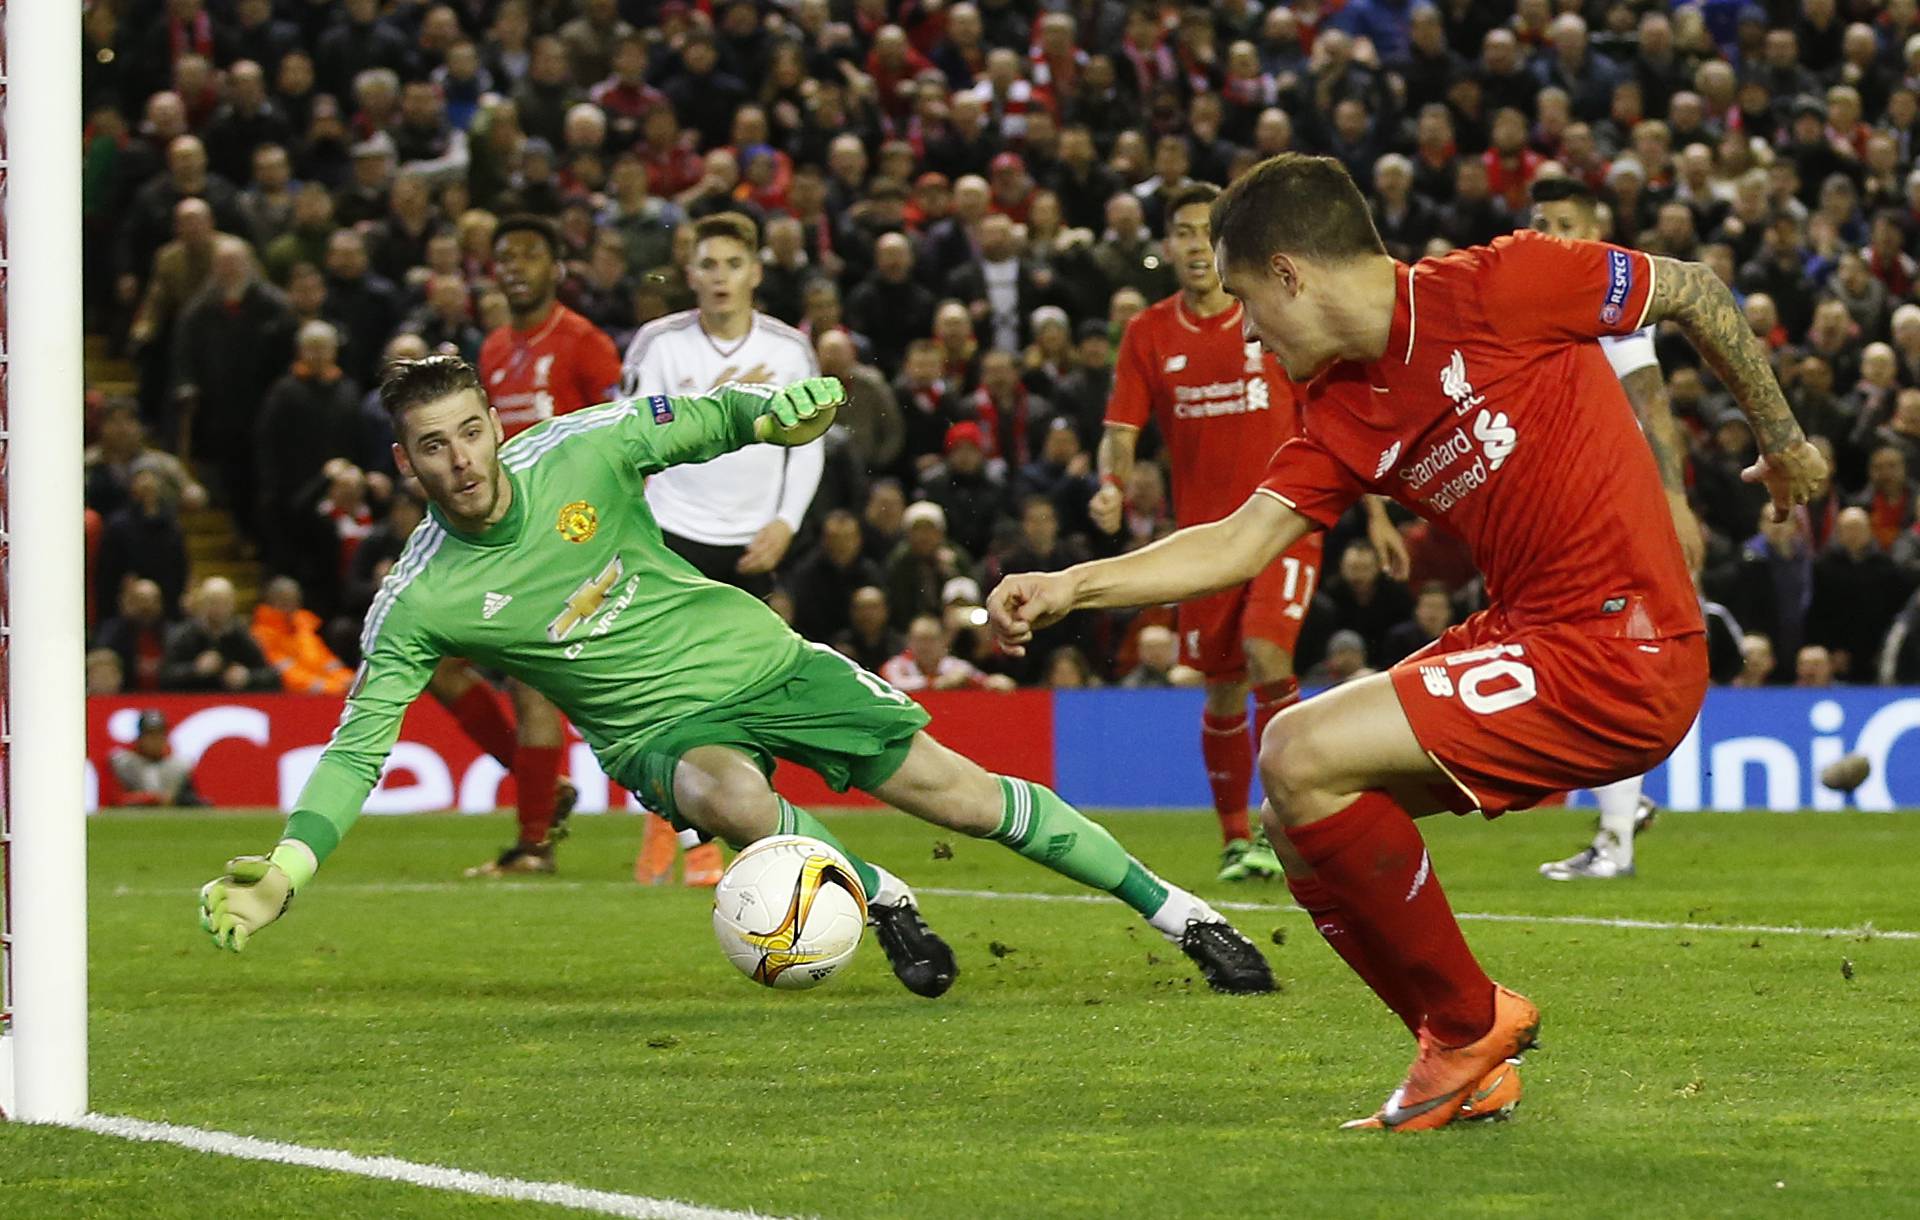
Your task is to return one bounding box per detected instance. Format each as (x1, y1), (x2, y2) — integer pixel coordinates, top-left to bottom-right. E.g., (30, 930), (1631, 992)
(1643, 256), (1828, 518)
(1618, 363), (1705, 571)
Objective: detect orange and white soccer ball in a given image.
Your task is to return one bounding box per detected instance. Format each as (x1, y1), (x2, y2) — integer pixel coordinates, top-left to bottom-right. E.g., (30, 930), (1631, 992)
(712, 834), (868, 989)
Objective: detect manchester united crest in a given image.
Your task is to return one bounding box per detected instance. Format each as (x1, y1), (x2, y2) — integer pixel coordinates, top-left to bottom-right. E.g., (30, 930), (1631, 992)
(556, 500), (599, 543)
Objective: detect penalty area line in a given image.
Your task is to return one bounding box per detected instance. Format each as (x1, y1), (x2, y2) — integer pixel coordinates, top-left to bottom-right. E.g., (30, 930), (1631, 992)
(916, 886), (1920, 943)
(60, 1114), (800, 1220)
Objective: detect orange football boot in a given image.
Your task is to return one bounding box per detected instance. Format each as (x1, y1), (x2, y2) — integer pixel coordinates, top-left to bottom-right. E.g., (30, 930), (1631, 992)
(1456, 1058), (1524, 1122)
(1341, 1058), (1524, 1130)
(682, 840), (725, 887)
(633, 813), (678, 885)
(1342, 985), (1540, 1132)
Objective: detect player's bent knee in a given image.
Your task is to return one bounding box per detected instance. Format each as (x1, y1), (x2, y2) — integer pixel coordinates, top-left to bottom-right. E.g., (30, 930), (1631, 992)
(1258, 721), (1333, 826)
(674, 762), (780, 848)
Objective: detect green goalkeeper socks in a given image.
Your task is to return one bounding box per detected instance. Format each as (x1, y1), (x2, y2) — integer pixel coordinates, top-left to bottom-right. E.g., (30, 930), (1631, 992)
(987, 777), (1170, 918)
(775, 798), (883, 901)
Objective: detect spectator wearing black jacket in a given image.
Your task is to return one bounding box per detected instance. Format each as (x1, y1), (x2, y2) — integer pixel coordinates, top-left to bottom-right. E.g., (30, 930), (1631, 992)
(1397, 6), (1469, 115)
(893, 340), (964, 481)
(230, 0), (302, 78)
(1041, 126), (1122, 233)
(1371, 154), (1440, 262)
(918, 422), (1008, 560)
(946, 213), (1045, 356)
(847, 233), (939, 376)
(95, 469), (189, 629)
(160, 577), (280, 693)
(334, 492), (425, 661)
(117, 135), (247, 296)
(172, 243), (298, 528)
(1808, 507), (1911, 679)
(1381, 582), (1456, 666)
(885, 500), (975, 629)
(254, 322), (362, 580)
(791, 510), (886, 642)
(95, 578), (173, 693)
(312, 0), (410, 104)
(204, 61), (292, 186)
(661, 31), (749, 153)
(321, 228), (403, 386)
(835, 586), (905, 674)
(1315, 543), (1415, 667)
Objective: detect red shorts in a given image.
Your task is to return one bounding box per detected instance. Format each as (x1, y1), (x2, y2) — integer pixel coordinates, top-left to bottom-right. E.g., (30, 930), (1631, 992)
(1390, 611), (1707, 816)
(1178, 534), (1324, 678)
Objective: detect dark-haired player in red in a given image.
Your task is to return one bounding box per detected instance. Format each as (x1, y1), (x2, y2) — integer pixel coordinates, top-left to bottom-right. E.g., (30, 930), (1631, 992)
(992, 153), (1825, 1130)
(434, 215), (624, 877)
(1091, 181), (1402, 882)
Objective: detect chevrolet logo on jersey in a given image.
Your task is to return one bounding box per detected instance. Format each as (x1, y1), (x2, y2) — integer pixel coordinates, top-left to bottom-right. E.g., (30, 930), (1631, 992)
(547, 556), (625, 642)
(556, 500), (599, 543)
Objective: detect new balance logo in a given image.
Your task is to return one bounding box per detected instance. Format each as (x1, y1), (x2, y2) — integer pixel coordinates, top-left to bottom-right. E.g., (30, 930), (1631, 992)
(1374, 440), (1402, 479)
(1406, 849), (1431, 901)
(1163, 354), (1188, 373)
(482, 592), (513, 619)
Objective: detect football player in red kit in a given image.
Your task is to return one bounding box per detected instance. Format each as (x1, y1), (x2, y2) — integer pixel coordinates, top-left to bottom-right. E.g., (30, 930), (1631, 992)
(430, 215), (624, 877)
(1091, 182), (1401, 881)
(991, 154), (1825, 1130)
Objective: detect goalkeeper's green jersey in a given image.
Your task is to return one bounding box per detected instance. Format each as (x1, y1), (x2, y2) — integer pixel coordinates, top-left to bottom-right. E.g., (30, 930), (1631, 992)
(286, 391), (804, 863)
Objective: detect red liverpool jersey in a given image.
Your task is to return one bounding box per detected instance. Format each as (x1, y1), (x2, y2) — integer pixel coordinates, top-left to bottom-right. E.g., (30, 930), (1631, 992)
(1260, 231), (1702, 639)
(1106, 294), (1301, 525)
(479, 303), (623, 438)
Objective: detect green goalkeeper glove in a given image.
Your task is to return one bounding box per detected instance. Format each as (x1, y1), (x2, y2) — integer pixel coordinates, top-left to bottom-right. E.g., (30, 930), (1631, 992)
(750, 376), (843, 446)
(199, 856), (294, 952)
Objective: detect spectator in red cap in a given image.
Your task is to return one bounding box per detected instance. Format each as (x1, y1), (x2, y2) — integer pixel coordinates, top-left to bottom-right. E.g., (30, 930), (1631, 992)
(919, 419), (1009, 557)
(989, 151), (1034, 223)
(906, 171), (952, 231)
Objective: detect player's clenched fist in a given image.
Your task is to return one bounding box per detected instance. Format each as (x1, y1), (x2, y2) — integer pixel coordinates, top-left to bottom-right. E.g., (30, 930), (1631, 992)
(199, 855), (294, 952)
(1741, 440), (1828, 522)
(987, 572), (1078, 656)
(1088, 481), (1124, 535)
(751, 376), (844, 446)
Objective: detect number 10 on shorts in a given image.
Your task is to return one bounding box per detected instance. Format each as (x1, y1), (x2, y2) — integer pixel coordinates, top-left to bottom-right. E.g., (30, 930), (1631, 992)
(1417, 644), (1537, 715)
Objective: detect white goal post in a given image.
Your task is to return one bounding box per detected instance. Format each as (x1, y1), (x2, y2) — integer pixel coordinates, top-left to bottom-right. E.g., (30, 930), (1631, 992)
(0, 0), (88, 1121)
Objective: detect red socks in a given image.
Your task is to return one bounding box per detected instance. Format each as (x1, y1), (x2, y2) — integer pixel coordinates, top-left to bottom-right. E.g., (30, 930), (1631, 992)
(1287, 872), (1421, 1034)
(1252, 676), (1300, 747)
(446, 678), (567, 847)
(449, 682), (518, 769)
(1201, 711), (1253, 843)
(513, 745), (564, 846)
(1284, 791), (1495, 1045)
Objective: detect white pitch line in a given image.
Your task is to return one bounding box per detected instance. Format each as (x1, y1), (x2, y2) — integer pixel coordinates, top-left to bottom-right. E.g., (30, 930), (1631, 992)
(915, 886), (1920, 943)
(61, 1114), (798, 1220)
(109, 880), (1920, 942)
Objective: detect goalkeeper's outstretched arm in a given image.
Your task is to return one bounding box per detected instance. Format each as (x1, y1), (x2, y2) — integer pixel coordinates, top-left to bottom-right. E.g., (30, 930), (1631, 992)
(200, 587), (440, 951)
(614, 378), (845, 475)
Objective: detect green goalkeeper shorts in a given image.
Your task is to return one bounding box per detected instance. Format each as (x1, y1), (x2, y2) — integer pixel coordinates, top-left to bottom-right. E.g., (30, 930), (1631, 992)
(613, 642), (931, 829)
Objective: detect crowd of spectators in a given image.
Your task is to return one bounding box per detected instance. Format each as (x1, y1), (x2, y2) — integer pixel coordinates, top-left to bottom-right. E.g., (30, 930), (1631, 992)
(76, 0), (1920, 697)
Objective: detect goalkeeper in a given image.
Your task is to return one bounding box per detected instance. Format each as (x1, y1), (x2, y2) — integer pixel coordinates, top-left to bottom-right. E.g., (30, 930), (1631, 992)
(201, 356), (1273, 997)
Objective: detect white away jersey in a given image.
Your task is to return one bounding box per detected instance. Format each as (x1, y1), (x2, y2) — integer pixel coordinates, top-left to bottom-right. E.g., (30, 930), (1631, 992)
(621, 311), (823, 546)
(1600, 325), (1657, 378)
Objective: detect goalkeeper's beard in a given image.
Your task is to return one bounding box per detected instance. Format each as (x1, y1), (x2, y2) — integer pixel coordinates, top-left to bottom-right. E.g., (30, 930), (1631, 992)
(436, 460), (509, 530)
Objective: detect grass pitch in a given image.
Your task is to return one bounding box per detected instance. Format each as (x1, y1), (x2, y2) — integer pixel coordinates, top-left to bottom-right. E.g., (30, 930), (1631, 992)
(5, 807), (1920, 1219)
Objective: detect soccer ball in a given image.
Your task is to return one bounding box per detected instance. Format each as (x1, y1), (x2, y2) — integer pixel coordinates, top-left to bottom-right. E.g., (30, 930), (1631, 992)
(712, 835), (868, 989)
